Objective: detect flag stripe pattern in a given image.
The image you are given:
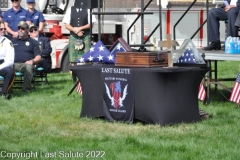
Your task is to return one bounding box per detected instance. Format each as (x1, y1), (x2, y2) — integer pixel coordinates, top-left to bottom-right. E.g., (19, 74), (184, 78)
(230, 73), (240, 103)
(76, 81), (82, 95)
(198, 83), (206, 101)
(110, 81), (121, 109)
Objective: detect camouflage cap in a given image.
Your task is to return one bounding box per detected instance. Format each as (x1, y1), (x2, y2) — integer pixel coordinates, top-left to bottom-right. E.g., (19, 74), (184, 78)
(17, 21), (29, 29)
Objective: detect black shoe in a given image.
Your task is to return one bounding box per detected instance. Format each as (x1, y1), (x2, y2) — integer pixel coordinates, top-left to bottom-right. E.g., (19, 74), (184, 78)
(2, 93), (11, 100)
(202, 42), (221, 51)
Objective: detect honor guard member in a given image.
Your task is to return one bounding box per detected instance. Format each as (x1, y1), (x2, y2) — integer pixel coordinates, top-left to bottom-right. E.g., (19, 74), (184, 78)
(26, 0), (45, 32)
(0, 32), (15, 100)
(12, 21), (41, 92)
(0, 9), (2, 22)
(3, 0), (31, 38)
(29, 23), (52, 72)
(62, 0), (96, 82)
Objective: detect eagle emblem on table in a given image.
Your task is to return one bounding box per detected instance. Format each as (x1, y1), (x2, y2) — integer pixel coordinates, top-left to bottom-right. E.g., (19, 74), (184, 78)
(104, 81), (128, 109)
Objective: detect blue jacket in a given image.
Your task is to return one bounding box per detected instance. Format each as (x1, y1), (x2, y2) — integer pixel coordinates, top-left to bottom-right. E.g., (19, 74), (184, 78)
(38, 36), (52, 72)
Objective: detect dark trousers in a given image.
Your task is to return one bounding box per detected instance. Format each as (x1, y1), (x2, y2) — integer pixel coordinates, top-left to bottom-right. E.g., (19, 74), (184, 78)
(207, 7), (240, 42)
(0, 67), (15, 94)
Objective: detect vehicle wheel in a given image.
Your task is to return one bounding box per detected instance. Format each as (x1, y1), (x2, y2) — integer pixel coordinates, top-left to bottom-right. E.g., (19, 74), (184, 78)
(61, 53), (70, 72)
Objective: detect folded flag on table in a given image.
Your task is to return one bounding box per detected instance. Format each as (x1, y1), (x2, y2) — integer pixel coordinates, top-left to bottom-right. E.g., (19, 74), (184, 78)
(177, 48), (196, 64)
(198, 83), (206, 101)
(229, 72), (240, 104)
(77, 40), (115, 64)
(76, 81), (82, 95)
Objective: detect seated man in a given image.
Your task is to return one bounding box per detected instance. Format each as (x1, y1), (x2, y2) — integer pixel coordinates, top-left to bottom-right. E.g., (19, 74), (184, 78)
(29, 23), (52, 72)
(0, 21), (12, 40)
(0, 22), (15, 99)
(11, 21), (41, 92)
(202, 0), (240, 50)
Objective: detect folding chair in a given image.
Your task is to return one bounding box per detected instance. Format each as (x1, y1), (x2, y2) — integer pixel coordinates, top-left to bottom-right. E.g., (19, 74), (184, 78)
(35, 67), (48, 84)
(13, 71), (36, 89)
(0, 76), (4, 94)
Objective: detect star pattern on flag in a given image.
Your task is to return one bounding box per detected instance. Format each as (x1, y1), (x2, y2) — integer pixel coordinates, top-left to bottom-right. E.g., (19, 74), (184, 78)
(79, 57), (85, 63)
(177, 48), (196, 64)
(90, 47), (94, 52)
(108, 54), (114, 61)
(76, 40), (115, 63)
(116, 44), (122, 50)
(88, 55), (94, 61)
(99, 45), (105, 51)
(97, 54), (103, 61)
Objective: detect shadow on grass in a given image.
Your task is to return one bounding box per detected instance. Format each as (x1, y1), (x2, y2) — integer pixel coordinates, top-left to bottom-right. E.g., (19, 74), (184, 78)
(208, 88), (232, 103)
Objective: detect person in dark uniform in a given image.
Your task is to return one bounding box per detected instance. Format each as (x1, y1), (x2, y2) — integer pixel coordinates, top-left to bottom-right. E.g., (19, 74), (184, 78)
(26, 0), (45, 32)
(202, 0), (240, 50)
(3, 0), (31, 38)
(0, 22), (15, 99)
(29, 23), (52, 72)
(0, 9), (2, 22)
(12, 21), (41, 92)
(62, 1), (96, 82)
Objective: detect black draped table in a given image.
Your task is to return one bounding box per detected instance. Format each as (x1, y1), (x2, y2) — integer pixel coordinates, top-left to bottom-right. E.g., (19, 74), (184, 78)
(70, 64), (209, 126)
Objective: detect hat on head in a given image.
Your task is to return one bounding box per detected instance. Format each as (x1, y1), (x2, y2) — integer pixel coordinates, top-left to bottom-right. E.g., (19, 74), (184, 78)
(27, 0), (35, 3)
(29, 23), (36, 29)
(17, 21), (29, 29)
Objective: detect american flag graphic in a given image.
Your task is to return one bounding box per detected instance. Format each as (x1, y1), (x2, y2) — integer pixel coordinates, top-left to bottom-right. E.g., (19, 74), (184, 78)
(76, 81), (82, 95)
(198, 83), (206, 101)
(230, 72), (240, 104)
(110, 81), (121, 109)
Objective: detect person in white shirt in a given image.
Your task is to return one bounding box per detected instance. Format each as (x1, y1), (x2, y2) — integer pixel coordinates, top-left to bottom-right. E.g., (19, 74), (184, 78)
(202, 0), (240, 50)
(0, 21), (15, 100)
(62, 1), (96, 82)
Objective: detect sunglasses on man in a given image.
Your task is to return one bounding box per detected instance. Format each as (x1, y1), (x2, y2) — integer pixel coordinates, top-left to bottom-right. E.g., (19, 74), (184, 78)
(11, 0), (19, 2)
(29, 28), (38, 33)
(18, 27), (26, 31)
(0, 28), (6, 31)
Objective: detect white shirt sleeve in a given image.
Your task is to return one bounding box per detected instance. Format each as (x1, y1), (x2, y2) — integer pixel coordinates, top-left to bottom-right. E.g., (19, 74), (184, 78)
(230, 0), (237, 6)
(0, 38), (14, 70)
(62, 8), (71, 24)
(88, 9), (97, 24)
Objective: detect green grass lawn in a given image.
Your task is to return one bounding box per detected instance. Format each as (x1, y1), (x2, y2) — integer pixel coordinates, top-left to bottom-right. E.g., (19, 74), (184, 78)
(0, 61), (240, 160)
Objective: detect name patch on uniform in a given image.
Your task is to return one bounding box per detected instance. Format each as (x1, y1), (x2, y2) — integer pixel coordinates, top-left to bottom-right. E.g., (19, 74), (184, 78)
(20, 16), (26, 18)
(34, 16), (39, 19)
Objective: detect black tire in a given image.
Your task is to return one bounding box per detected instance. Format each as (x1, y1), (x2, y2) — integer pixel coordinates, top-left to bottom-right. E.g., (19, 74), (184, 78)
(61, 52), (70, 72)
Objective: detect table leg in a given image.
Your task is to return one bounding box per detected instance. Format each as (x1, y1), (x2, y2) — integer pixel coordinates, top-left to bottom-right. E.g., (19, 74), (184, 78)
(206, 60), (211, 105)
